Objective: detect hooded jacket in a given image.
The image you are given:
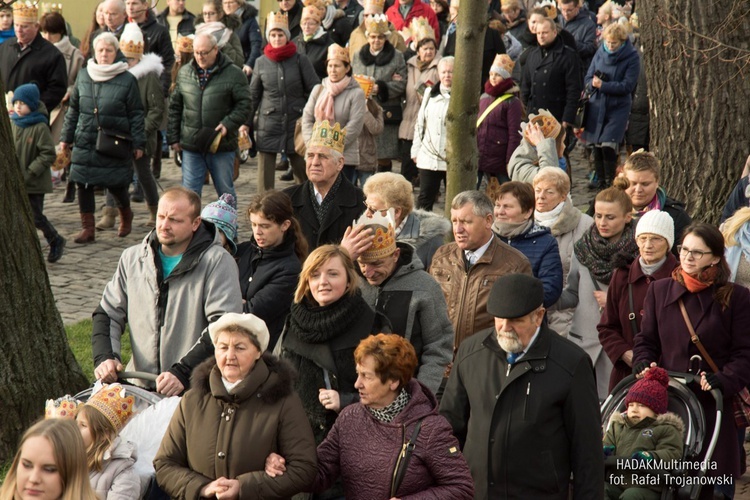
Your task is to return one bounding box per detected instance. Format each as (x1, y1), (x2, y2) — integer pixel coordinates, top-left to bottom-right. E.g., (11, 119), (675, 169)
(235, 5), (262, 69)
(168, 51), (251, 154)
(301, 77), (365, 165)
(154, 355), (318, 499)
(12, 104), (56, 195)
(430, 235), (532, 349)
(477, 79), (523, 177)
(128, 52), (165, 157)
(360, 244), (454, 394)
(314, 379), (474, 499)
(91, 222), (243, 389)
(89, 437), (139, 500)
(398, 209), (451, 271)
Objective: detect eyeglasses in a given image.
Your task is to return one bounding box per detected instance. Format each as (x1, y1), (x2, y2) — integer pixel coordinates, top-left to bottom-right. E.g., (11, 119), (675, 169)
(677, 245), (712, 259)
(636, 235), (666, 245)
(203, 11), (218, 17)
(363, 201), (389, 217)
(194, 48), (216, 57)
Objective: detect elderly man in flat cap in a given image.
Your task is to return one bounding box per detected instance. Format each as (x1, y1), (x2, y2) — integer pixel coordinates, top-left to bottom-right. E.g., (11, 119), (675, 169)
(440, 273), (603, 500)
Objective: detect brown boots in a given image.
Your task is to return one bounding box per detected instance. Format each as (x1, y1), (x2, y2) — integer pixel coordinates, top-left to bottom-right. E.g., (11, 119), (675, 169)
(74, 213), (96, 244)
(118, 207), (134, 237)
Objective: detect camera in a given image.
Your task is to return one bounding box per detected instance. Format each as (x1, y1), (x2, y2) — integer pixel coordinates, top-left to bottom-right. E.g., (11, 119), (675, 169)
(594, 70), (610, 82)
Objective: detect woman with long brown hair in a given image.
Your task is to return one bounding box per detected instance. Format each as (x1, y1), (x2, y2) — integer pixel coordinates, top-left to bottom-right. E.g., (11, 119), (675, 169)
(235, 190), (308, 351)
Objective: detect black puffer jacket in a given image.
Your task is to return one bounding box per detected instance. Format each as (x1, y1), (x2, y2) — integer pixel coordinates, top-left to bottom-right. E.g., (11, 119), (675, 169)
(235, 233), (302, 350)
(62, 66), (145, 188)
(235, 5), (262, 69)
(138, 10), (176, 95)
(294, 31), (332, 80)
(168, 51), (251, 153)
(249, 50), (319, 154)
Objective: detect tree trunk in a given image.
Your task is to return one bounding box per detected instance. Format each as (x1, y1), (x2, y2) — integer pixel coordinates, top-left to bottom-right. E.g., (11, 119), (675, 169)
(445, 5), (487, 221)
(0, 87), (89, 462)
(638, 0), (750, 223)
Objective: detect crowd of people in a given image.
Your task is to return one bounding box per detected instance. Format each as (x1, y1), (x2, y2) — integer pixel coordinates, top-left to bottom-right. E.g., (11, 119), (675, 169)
(4, 0), (750, 499)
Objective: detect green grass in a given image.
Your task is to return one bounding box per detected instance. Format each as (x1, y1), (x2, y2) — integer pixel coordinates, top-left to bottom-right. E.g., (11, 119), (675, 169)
(66, 319), (131, 382)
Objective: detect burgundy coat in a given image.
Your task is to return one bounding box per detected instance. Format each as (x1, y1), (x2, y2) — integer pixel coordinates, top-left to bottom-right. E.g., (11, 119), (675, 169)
(477, 80), (523, 177)
(633, 279), (750, 477)
(313, 379), (474, 499)
(598, 254), (678, 392)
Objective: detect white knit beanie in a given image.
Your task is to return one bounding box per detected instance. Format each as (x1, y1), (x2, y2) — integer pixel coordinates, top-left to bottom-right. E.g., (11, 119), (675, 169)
(635, 210), (674, 249)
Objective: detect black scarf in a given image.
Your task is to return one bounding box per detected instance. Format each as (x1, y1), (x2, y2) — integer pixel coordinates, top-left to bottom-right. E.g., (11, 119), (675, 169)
(288, 291), (367, 343)
(358, 40), (395, 66)
(309, 173), (343, 225)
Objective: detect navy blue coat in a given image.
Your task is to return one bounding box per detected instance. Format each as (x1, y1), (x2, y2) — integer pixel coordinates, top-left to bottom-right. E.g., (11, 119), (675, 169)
(582, 40), (640, 145)
(494, 222), (563, 308)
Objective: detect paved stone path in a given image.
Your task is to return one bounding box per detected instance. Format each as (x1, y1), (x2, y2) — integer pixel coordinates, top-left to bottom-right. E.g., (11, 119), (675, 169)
(39, 150), (750, 497)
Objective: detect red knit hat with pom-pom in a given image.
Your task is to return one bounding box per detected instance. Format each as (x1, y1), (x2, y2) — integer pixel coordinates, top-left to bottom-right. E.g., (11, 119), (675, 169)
(625, 366), (669, 415)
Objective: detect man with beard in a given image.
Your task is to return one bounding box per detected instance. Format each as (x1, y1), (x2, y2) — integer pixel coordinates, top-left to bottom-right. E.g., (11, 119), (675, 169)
(90, 187), (242, 396)
(440, 273), (603, 499)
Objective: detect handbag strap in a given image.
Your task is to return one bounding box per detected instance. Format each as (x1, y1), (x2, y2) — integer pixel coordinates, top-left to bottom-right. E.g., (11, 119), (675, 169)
(390, 419), (424, 497)
(90, 80), (102, 130)
(476, 94), (513, 128)
(627, 283), (638, 337)
(678, 299), (720, 373)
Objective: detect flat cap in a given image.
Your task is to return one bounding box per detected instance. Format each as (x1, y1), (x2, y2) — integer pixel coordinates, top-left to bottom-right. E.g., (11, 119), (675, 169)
(486, 274), (544, 319)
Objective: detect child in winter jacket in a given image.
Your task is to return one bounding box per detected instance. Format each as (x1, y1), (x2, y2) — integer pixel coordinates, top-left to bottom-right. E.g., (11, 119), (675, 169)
(77, 384), (140, 500)
(603, 367), (684, 499)
(10, 83), (66, 263)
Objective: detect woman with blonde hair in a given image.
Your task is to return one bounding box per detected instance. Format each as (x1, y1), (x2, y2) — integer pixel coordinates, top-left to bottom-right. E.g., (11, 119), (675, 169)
(722, 207), (750, 286)
(0, 419), (98, 500)
(277, 245), (390, 447)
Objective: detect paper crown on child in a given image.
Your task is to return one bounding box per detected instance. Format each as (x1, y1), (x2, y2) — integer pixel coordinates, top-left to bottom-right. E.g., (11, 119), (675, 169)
(490, 53), (515, 79)
(40, 2), (63, 14)
(266, 11), (291, 39)
(356, 208), (397, 263)
(365, 13), (391, 36)
(534, 0), (557, 19)
(625, 366), (670, 415)
(13, 1), (38, 23)
(522, 109), (562, 143)
(86, 384), (135, 433)
(354, 74), (376, 99)
(119, 23), (144, 58)
(201, 193), (238, 254)
(308, 120), (346, 154)
(177, 34), (194, 53)
(409, 16), (435, 43)
(327, 42), (349, 64)
(45, 395), (82, 420)
(364, 0), (385, 14)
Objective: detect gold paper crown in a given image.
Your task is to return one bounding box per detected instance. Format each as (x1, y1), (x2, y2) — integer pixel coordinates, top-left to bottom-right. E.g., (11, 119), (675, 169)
(534, 0), (557, 19)
(86, 384), (135, 433)
(45, 395), (81, 420)
(13, 1), (39, 23)
(52, 148), (71, 171)
(365, 13), (390, 36)
(500, 0), (520, 8)
(354, 74), (375, 99)
(364, 0), (385, 14)
(266, 11), (289, 34)
(491, 53), (514, 77)
(120, 22), (144, 58)
(356, 208), (397, 262)
(308, 120), (346, 154)
(40, 2), (62, 14)
(522, 109), (562, 143)
(177, 35), (194, 53)
(327, 43), (349, 64)
(409, 16), (435, 43)
(302, 0), (326, 21)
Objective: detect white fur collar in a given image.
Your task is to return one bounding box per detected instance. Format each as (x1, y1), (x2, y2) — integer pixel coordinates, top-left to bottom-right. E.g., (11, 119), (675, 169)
(128, 52), (164, 80)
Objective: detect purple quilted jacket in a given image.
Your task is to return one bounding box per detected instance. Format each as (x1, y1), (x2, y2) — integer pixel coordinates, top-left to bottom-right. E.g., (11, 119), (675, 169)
(313, 379), (474, 499)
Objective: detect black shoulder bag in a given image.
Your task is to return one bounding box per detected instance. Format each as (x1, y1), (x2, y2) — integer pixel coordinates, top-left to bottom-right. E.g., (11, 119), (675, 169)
(390, 419), (424, 497)
(91, 81), (133, 159)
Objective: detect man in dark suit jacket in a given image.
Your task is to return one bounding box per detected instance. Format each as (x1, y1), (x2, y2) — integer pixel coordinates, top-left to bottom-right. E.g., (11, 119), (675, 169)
(520, 16), (582, 127)
(284, 121), (373, 257)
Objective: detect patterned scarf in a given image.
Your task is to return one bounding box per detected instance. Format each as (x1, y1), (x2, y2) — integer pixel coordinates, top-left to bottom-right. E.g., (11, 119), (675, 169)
(309, 173), (343, 225)
(367, 387), (410, 423)
(314, 76), (352, 122)
(574, 221), (638, 283)
(671, 265), (718, 294)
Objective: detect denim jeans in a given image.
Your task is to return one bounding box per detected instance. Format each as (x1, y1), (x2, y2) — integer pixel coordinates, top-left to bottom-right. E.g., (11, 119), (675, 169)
(181, 150), (236, 199)
(354, 170), (373, 188)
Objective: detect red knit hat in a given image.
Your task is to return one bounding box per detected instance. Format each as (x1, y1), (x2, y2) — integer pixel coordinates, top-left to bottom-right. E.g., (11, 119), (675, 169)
(625, 366), (669, 415)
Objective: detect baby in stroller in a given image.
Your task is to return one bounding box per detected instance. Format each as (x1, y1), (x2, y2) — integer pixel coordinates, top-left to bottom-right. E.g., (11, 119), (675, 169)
(603, 367), (685, 499)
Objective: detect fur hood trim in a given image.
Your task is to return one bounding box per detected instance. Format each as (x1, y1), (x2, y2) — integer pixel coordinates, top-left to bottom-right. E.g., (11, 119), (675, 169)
(610, 410), (685, 435)
(190, 352), (298, 405)
(128, 52), (164, 80)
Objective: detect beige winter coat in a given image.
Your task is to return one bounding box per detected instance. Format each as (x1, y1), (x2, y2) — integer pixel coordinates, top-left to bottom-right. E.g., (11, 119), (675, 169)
(399, 54), (440, 140)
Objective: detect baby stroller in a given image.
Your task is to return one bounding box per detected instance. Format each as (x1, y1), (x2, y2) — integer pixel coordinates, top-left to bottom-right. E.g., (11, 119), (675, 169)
(600, 370), (723, 500)
(74, 372), (181, 499)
